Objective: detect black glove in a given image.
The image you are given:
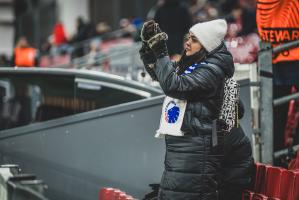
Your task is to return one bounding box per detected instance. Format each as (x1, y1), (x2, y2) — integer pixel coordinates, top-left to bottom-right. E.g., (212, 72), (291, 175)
(148, 32), (169, 58)
(144, 64), (158, 81)
(141, 20), (168, 59)
(140, 20), (161, 42)
(139, 42), (156, 65)
(139, 42), (158, 81)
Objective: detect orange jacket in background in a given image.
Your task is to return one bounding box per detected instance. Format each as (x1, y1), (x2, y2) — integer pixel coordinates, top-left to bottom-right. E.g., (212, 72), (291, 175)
(14, 47), (37, 67)
(256, 0), (299, 63)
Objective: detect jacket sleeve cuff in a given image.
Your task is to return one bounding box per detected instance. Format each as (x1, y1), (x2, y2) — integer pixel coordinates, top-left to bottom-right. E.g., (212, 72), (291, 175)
(154, 56), (171, 73)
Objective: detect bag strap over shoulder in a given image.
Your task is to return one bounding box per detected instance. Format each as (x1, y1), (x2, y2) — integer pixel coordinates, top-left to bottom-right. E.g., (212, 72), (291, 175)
(203, 63), (240, 146)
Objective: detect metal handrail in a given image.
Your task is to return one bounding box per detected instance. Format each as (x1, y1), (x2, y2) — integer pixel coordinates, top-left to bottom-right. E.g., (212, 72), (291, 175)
(70, 29), (129, 50)
(272, 40), (299, 107)
(273, 92), (299, 106)
(72, 42), (141, 69)
(260, 39), (299, 164)
(274, 144), (299, 159)
(273, 40), (299, 55)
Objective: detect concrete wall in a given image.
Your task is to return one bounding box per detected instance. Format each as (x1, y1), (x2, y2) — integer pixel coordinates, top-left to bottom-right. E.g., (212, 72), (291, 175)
(0, 26), (13, 57)
(0, 0), (14, 57)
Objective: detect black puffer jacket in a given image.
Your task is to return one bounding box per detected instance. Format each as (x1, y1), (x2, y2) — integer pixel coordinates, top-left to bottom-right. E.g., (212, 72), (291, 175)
(153, 43), (234, 200)
(154, 43), (234, 134)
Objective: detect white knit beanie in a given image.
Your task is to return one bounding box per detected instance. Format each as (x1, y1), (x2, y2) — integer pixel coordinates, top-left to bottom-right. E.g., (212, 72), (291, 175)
(189, 19), (227, 52)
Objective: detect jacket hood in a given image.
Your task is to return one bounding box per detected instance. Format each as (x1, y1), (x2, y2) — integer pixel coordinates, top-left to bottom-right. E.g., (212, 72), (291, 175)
(205, 42), (234, 78)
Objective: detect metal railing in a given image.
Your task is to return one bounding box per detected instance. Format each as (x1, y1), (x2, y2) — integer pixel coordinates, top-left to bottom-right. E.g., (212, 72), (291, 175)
(259, 40), (299, 164)
(70, 29), (127, 54)
(42, 28), (146, 81)
(71, 41), (143, 80)
(0, 165), (49, 200)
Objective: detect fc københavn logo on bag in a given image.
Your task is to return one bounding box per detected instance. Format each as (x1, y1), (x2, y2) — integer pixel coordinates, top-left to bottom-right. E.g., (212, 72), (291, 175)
(164, 101), (180, 123)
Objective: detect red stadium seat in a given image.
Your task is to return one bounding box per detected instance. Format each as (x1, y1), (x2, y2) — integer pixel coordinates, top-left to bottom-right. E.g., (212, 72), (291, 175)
(242, 190), (254, 200)
(292, 170), (299, 200)
(243, 163), (299, 200)
(99, 187), (115, 200)
(254, 163), (267, 193)
(280, 170), (299, 200)
(99, 187), (137, 200)
(252, 193), (268, 200)
(251, 193), (281, 200)
(264, 167), (286, 198)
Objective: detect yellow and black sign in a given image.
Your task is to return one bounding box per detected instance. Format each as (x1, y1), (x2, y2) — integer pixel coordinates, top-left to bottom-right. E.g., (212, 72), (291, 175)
(257, 0), (299, 63)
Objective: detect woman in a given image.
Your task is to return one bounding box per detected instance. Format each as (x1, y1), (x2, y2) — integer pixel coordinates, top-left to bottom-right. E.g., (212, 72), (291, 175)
(139, 19), (234, 199)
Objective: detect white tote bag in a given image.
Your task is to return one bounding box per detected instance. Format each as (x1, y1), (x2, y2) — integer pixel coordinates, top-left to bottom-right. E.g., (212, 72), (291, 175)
(155, 96), (187, 138)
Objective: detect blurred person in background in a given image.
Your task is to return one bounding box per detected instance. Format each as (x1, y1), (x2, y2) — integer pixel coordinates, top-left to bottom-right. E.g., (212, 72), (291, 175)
(53, 21), (68, 47)
(51, 21), (71, 55)
(221, 0), (238, 15)
(225, 3), (256, 37)
(256, 0), (299, 158)
(0, 54), (10, 67)
(95, 21), (112, 39)
(154, 0), (193, 57)
(13, 37), (38, 67)
(40, 37), (52, 56)
(132, 17), (144, 41)
(86, 39), (102, 69)
(71, 16), (95, 58)
(223, 0), (258, 64)
(188, 0), (219, 23)
(146, 0), (165, 20)
(71, 16), (94, 43)
(118, 18), (137, 39)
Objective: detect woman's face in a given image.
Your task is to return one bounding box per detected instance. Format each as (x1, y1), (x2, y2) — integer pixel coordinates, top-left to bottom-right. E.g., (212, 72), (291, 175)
(185, 32), (202, 56)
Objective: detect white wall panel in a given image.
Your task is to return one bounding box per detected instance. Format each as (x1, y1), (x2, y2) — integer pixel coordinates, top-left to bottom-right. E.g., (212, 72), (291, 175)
(56, 0), (90, 37)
